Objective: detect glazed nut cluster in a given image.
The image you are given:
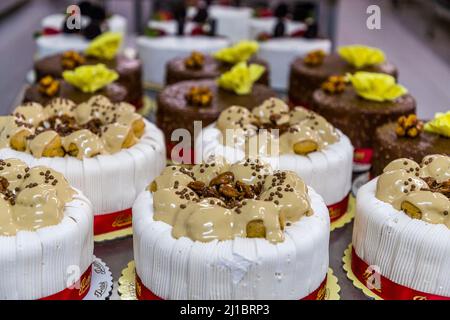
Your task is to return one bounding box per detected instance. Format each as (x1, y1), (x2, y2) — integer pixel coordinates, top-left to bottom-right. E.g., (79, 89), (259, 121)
(217, 98), (340, 156)
(303, 50), (326, 66)
(376, 155), (450, 228)
(38, 75), (60, 97)
(395, 114), (423, 138)
(150, 158), (313, 243)
(184, 51), (205, 70)
(185, 86), (213, 107)
(61, 50), (86, 70)
(321, 75), (347, 94)
(1, 96), (145, 159)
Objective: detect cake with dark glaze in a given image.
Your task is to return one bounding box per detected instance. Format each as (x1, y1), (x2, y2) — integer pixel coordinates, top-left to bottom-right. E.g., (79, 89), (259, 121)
(157, 79), (277, 152)
(34, 52), (143, 108)
(288, 47), (398, 108)
(165, 52), (270, 86)
(312, 72), (416, 169)
(24, 79), (127, 105)
(372, 114), (450, 177)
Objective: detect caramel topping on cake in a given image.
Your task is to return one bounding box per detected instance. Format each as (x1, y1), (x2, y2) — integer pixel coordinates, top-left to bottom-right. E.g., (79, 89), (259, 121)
(0, 96), (145, 158)
(185, 86), (213, 107)
(396, 114), (423, 138)
(61, 51), (86, 70)
(151, 158), (313, 243)
(217, 98), (339, 157)
(38, 76), (60, 97)
(376, 155), (450, 228)
(303, 50), (326, 66)
(184, 51), (205, 70)
(321, 75), (347, 94)
(0, 158), (76, 236)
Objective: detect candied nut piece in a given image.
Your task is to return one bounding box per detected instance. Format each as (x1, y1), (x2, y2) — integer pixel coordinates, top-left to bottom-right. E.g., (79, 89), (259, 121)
(321, 75), (346, 94)
(235, 180), (254, 198)
(10, 129), (32, 151)
(396, 114), (423, 138)
(219, 184), (240, 198)
(184, 51), (205, 70)
(401, 201), (422, 220)
(246, 219), (266, 238)
(185, 86), (213, 107)
(209, 171), (235, 187)
(149, 180), (157, 192)
(187, 180), (206, 193)
(303, 49), (325, 66)
(293, 140), (318, 155)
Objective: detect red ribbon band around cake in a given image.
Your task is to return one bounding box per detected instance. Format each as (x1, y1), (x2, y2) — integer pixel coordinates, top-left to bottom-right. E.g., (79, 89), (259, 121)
(135, 273), (327, 300)
(353, 148), (373, 165)
(94, 208), (132, 235)
(351, 247), (450, 300)
(328, 194), (350, 222)
(40, 264), (92, 300)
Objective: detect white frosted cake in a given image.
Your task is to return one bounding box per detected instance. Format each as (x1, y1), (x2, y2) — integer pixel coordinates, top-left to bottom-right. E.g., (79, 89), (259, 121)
(133, 158), (330, 300)
(352, 155), (450, 299)
(209, 5), (253, 42)
(257, 38), (331, 90)
(248, 17), (305, 40)
(0, 96), (166, 236)
(196, 98), (353, 222)
(137, 36), (230, 86)
(37, 14), (127, 59)
(0, 159), (93, 299)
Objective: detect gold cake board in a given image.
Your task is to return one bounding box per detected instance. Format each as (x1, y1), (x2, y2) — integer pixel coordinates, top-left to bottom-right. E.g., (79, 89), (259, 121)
(118, 261), (341, 300)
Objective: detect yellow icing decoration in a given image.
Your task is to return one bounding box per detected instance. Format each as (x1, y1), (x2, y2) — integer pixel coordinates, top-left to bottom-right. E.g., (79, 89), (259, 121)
(85, 32), (123, 60)
(338, 45), (386, 68)
(213, 40), (259, 64)
(63, 64), (119, 93)
(424, 111), (450, 138)
(217, 62), (265, 95)
(347, 72), (407, 102)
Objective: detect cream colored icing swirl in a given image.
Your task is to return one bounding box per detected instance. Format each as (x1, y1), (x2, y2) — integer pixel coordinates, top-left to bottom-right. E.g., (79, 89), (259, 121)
(150, 158), (313, 244)
(376, 155), (450, 228)
(0, 158), (76, 236)
(217, 98), (340, 156)
(0, 96), (145, 159)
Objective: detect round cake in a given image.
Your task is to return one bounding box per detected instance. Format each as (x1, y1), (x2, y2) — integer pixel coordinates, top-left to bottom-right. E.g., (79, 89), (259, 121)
(137, 36), (230, 86)
(165, 52), (270, 86)
(258, 38), (331, 90)
(37, 3), (127, 59)
(312, 72), (416, 171)
(0, 96), (166, 236)
(288, 46), (398, 108)
(352, 155), (450, 299)
(249, 17), (305, 40)
(132, 158), (330, 300)
(34, 51), (143, 109)
(196, 97), (353, 222)
(23, 78), (128, 106)
(0, 159), (93, 300)
(208, 4), (253, 42)
(372, 113), (450, 177)
(157, 79), (276, 157)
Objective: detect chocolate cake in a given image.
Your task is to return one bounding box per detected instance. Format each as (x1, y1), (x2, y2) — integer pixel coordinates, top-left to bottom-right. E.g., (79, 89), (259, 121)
(165, 53), (270, 86)
(156, 79), (277, 151)
(34, 52), (143, 108)
(312, 85), (416, 151)
(288, 52), (397, 108)
(23, 80), (127, 105)
(372, 120), (450, 177)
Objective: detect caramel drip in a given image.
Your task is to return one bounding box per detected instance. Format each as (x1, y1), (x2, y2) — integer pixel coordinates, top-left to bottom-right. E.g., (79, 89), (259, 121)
(217, 98), (340, 156)
(0, 96), (145, 158)
(151, 160), (313, 244)
(0, 158), (75, 236)
(376, 155), (450, 228)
